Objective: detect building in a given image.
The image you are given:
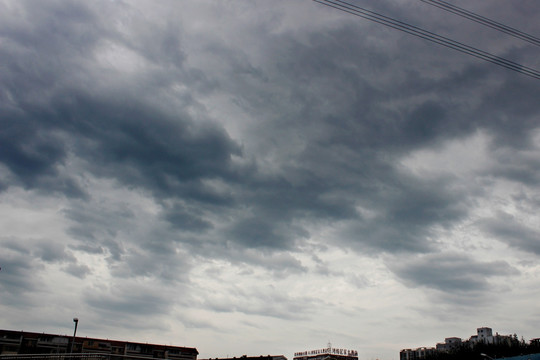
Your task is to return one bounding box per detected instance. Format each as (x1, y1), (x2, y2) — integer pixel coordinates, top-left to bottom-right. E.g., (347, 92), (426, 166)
(399, 347), (435, 360)
(0, 329), (198, 360)
(469, 327), (513, 346)
(201, 355), (287, 360)
(435, 337), (462, 352)
(294, 344), (358, 360)
(399, 327), (518, 359)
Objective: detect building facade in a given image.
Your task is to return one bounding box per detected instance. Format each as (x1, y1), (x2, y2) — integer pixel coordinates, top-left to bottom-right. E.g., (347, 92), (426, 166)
(293, 344), (357, 360)
(399, 347), (435, 360)
(435, 337), (462, 352)
(201, 355), (287, 360)
(400, 327), (516, 359)
(469, 327), (513, 346)
(0, 329), (198, 360)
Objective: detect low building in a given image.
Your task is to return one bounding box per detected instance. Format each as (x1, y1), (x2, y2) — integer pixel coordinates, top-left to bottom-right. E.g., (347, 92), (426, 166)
(294, 344), (357, 360)
(201, 355), (286, 360)
(469, 327), (513, 346)
(399, 347), (435, 360)
(0, 329), (198, 360)
(399, 327), (521, 359)
(436, 337), (462, 352)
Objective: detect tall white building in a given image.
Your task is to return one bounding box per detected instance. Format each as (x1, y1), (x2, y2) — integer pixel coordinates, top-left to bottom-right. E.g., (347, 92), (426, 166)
(469, 327), (512, 345)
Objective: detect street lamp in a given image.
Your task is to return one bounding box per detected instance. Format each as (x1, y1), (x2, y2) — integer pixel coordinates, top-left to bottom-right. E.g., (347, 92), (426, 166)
(70, 318), (79, 354)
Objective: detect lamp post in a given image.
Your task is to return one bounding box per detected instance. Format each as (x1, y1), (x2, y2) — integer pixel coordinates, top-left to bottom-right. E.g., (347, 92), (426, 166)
(70, 318), (79, 355)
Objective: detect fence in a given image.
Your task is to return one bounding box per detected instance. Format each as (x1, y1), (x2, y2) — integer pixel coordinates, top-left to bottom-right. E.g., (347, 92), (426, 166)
(0, 354), (174, 360)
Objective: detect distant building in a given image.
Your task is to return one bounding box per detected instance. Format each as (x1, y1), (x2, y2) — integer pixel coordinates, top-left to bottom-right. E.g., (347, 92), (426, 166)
(200, 355), (286, 360)
(294, 344), (357, 360)
(399, 327), (516, 359)
(436, 337), (462, 352)
(0, 329), (198, 360)
(469, 327), (513, 346)
(399, 347), (435, 360)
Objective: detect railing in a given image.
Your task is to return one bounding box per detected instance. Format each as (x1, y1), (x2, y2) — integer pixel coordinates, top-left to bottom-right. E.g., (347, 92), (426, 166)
(0, 354), (110, 360)
(0, 354), (190, 360)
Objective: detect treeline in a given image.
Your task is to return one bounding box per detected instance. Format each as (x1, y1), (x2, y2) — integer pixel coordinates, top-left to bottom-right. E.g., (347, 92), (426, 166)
(425, 336), (540, 360)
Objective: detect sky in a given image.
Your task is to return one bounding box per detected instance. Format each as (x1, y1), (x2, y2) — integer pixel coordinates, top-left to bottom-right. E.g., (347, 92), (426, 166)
(0, 0), (539, 359)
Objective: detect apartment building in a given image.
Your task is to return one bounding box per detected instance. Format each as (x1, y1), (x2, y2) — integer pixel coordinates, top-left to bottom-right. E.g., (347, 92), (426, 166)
(0, 329), (198, 360)
(400, 327), (514, 359)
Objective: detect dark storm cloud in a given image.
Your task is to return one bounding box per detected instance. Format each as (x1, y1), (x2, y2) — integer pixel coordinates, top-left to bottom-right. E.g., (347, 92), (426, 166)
(227, 216), (309, 250)
(480, 214), (540, 255)
(162, 202), (214, 232)
(1, 0), (539, 290)
(0, 237), (88, 294)
(0, 238), (46, 306)
(230, 250), (307, 278)
(199, 286), (318, 320)
(64, 202), (133, 261)
(63, 262), (91, 279)
(13, 90), (244, 201)
(111, 244), (192, 282)
(0, 0), (237, 199)
(486, 144), (540, 186)
(83, 283), (178, 331)
(388, 252), (519, 294)
(73, 97), (242, 191)
(336, 170), (471, 253)
(218, 7), (539, 258)
(32, 241), (76, 263)
(64, 200), (194, 281)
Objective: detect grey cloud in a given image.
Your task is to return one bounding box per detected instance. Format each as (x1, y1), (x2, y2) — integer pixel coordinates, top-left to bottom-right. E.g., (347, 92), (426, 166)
(0, 237), (88, 304)
(1, 0), (539, 303)
(227, 216), (306, 250)
(199, 285), (317, 320)
(64, 199), (194, 281)
(63, 262), (92, 279)
(179, 315), (219, 330)
(480, 214), (540, 255)
(0, 240), (45, 306)
(1, 0), (535, 267)
(487, 146), (540, 186)
(33, 241), (76, 264)
(84, 282), (174, 318)
(161, 202), (216, 233)
(194, 245), (307, 280)
(0, 2), (539, 357)
(336, 172), (471, 254)
(64, 202), (132, 261)
(1, 0), (239, 203)
(235, 250), (307, 278)
(46, 92), (244, 200)
(110, 246), (192, 283)
(388, 252), (519, 294)
(347, 274), (371, 289)
(478, 79), (540, 148)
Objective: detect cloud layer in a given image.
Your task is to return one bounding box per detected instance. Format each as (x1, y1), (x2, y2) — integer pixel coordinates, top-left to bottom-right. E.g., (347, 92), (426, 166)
(1, 1), (539, 359)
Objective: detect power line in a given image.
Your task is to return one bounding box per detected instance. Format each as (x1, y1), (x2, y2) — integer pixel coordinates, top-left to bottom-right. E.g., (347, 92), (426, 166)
(313, 0), (540, 80)
(420, 0), (540, 47)
(315, 0), (540, 79)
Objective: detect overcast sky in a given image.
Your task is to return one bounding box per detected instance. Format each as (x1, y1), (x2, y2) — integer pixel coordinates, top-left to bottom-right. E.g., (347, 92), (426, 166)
(1, 0), (539, 359)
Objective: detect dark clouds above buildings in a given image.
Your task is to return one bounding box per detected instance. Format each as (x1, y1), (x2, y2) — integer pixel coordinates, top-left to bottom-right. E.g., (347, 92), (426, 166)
(0, 0), (539, 358)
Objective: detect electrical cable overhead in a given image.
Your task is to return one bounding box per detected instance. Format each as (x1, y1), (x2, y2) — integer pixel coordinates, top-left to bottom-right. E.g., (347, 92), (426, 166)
(420, 0), (540, 47)
(313, 0), (540, 80)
